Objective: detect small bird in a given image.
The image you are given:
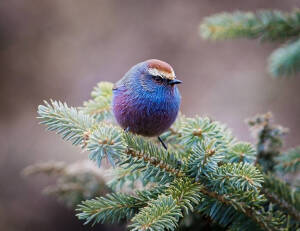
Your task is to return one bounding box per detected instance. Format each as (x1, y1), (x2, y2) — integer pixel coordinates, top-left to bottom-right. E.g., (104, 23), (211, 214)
(112, 59), (182, 149)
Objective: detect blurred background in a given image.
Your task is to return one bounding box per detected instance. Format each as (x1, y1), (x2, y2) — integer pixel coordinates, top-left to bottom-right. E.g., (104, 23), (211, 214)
(1, 0), (300, 230)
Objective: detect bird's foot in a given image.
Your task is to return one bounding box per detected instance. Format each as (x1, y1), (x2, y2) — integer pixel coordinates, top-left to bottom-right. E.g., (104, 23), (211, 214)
(158, 136), (167, 150)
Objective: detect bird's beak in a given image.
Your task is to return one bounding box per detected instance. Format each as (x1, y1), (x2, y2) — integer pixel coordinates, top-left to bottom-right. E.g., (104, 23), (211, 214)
(169, 79), (182, 85)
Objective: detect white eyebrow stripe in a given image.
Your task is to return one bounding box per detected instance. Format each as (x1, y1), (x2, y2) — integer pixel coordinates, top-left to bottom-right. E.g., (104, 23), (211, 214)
(148, 68), (175, 80)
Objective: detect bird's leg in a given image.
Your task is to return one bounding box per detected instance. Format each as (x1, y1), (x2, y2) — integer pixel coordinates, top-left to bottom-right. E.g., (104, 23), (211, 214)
(158, 136), (167, 150)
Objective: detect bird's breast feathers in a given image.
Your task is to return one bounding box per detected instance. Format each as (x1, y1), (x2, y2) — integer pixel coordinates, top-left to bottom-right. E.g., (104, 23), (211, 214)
(113, 86), (180, 116)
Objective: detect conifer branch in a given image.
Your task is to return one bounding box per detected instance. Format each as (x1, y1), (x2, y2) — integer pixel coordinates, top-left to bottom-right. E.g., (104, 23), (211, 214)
(119, 133), (184, 184)
(38, 100), (97, 146)
(206, 162), (264, 195)
(166, 178), (203, 214)
(269, 39), (300, 77)
(263, 174), (300, 221)
(276, 147), (300, 174)
(226, 142), (257, 164)
(200, 10), (300, 78)
(38, 100), (126, 166)
(23, 161), (66, 176)
(87, 124), (126, 166)
(198, 188), (282, 231)
(77, 193), (142, 225)
(81, 82), (114, 121)
(23, 161), (110, 207)
(247, 112), (288, 173)
(129, 195), (183, 231)
(107, 166), (145, 190)
(77, 186), (166, 225)
(180, 117), (234, 148)
(36, 83), (296, 230)
(123, 149), (182, 177)
(200, 10), (300, 41)
(187, 138), (226, 178)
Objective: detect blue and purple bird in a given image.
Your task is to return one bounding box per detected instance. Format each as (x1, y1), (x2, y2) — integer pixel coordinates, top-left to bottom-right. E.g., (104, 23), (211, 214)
(112, 59), (182, 149)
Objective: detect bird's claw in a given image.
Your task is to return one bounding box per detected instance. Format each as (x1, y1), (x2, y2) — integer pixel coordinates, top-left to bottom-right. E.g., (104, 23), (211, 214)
(158, 136), (168, 150)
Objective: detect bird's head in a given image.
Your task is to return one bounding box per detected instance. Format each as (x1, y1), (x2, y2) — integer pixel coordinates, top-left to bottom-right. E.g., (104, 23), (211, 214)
(125, 59), (182, 94)
(146, 59), (182, 86)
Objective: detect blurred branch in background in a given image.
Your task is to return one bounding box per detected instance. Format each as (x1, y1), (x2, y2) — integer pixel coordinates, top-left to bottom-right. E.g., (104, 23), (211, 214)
(23, 160), (111, 207)
(247, 112), (288, 173)
(200, 10), (300, 77)
(247, 113), (300, 229)
(276, 147), (300, 174)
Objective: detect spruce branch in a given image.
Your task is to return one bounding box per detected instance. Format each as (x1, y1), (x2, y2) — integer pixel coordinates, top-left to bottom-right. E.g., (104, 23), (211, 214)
(269, 39), (300, 77)
(196, 198), (239, 228)
(206, 162), (264, 195)
(38, 100), (97, 146)
(119, 133), (184, 184)
(276, 146), (300, 174)
(23, 161), (110, 207)
(78, 121), (270, 229)
(228, 204), (285, 231)
(129, 195), (183, 231)
(81, 82), (114, 121)
(226, 142), (257, 164)
(22, 161), (66, 176)
(77, 193), (141, 225)
(77, 186), (166, 225)
(200, 10), (300, 41)
(107, 166), (145, 191)
(36, 83), (294, 230)
(263, 174), (300, 221)
(198, 188), (283, 231)
(180, 117), (234, 148)
(247, 112), (288, 173)
(87, 124), (126, 166)
(165, 170), (275, 230)
(187, 138), (226, 178)
(166, 178), (202, 214)
(200, 9), (300, 77)
(38, 100), (127, 167)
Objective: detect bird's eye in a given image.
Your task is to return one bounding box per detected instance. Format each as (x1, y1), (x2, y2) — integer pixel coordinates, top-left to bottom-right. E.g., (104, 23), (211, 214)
(153, 76), (163, 83)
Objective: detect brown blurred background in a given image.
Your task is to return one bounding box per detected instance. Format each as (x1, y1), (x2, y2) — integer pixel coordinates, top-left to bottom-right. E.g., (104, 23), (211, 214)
(1, 0), (300, 230)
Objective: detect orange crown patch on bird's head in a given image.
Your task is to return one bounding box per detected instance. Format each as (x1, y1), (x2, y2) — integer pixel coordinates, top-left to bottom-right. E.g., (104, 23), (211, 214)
(146, 59), (176, 80)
